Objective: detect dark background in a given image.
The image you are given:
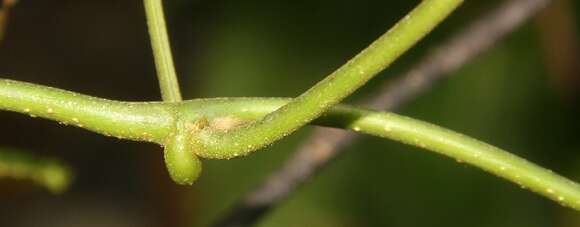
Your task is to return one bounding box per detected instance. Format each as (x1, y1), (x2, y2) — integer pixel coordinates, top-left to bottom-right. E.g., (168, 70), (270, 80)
(0, 0), (579, 226)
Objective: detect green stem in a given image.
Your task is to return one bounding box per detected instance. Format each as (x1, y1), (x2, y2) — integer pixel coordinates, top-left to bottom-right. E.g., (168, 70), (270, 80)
(142, 0), (462, 183)
(144, 0), (198, 184)
(196, 0), (464, 159)
(0, 79), (174, 143)
(1, 79), (580, 210)
(181, 98), (580, 210)
(144, 0), (182, 102)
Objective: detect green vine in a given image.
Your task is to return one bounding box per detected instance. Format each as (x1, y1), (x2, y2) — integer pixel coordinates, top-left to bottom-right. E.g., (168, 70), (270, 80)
(147, 0), (463, 184)
(1, 80), (580, 210)
(1, 0), (579, 214)
(195, 0), (463, 160)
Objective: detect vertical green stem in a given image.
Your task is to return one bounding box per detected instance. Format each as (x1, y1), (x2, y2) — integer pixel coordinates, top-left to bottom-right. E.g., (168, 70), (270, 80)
(144, 0), (183, 102)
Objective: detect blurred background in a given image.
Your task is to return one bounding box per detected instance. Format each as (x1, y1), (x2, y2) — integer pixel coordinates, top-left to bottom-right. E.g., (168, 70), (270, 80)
(0, 0), (579, 226)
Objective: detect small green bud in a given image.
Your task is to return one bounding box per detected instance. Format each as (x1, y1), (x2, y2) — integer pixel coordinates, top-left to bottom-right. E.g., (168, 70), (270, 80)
(163, 120), (203, 185)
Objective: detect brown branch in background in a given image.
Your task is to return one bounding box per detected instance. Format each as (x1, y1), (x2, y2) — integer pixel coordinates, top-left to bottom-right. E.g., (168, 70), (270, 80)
(534, 0), (580, 101)
(0, 0), (18, 44)
(212, 0), (552, 226)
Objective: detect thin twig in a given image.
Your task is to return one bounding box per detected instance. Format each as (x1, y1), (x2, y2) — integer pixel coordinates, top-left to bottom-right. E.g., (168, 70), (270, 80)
(212, 0), (551, 226)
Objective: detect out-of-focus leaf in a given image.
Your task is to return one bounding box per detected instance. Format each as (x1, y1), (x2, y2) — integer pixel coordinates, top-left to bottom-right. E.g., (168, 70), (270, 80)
(0, 147), (72, 193)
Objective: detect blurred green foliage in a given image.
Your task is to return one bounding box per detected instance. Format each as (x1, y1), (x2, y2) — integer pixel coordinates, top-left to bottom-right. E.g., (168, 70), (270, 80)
(0, 147), (71, 194)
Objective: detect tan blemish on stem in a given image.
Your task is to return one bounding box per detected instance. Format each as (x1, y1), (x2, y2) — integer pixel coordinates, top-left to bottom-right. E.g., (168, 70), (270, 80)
(210, 116), (247, 131)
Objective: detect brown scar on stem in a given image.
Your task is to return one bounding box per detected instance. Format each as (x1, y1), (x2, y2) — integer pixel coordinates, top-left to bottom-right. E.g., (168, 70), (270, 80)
(209, 116), (248, 131)
(185, 117), (209, 132)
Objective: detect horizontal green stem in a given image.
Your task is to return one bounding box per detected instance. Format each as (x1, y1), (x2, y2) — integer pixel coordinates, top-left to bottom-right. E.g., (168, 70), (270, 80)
(1, 79), (579, 210)
(0, 79), (174, 143)
(184, 98), (580, 210)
